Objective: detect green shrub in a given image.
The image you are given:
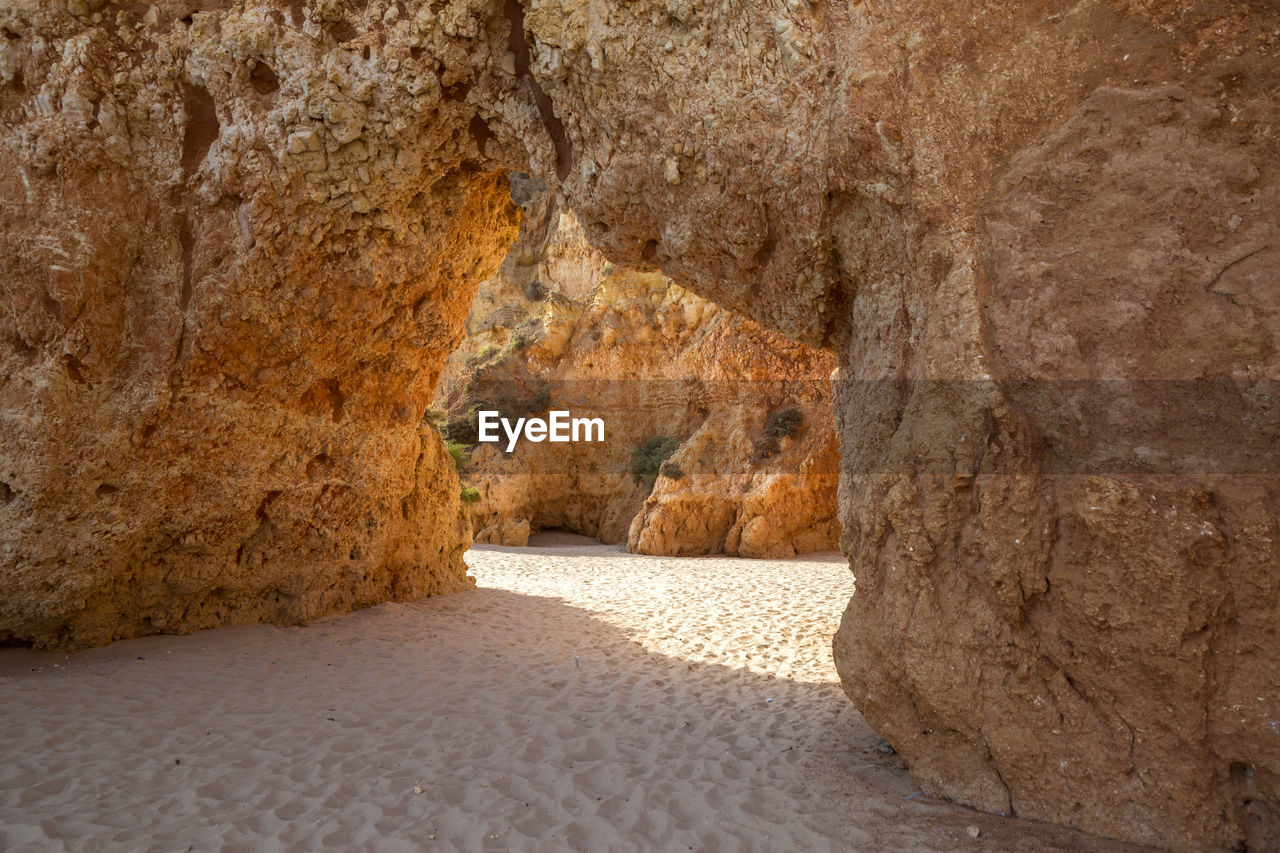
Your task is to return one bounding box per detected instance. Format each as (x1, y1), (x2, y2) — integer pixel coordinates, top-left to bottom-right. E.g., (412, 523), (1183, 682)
(509, 318), (541, 351)
(753, 436), (779, 461)
(444, 440), (468, 472)
(533, 385), (552, 412)
(632, 436), (681, 487)
(523, 280), (547, 302)
(466, 344), (499, 368)
(459, 486), (481, 504)
(443, 405), (482, 446)
(659, 461), (684, 481)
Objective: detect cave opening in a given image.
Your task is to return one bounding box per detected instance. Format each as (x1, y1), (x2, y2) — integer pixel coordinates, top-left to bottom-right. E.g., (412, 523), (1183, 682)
(432, 171), (842, 560)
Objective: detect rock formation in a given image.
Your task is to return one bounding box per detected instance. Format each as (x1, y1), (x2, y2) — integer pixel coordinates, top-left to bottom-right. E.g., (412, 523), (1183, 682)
(1, 0), (1276, 849)
(0, 0), (534, 647)
(435, 181), (840, 556)
(509, 5), (1280, 849)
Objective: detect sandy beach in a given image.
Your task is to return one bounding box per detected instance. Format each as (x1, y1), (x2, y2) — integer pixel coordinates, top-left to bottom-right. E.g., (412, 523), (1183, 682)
(0, 536), (1152, 852)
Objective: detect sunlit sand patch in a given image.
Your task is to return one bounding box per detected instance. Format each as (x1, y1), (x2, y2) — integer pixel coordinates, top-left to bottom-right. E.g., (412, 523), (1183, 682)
(0, 544), (1154, 852)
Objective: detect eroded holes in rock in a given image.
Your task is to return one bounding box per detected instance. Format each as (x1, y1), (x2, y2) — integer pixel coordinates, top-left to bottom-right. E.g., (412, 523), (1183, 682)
(305, 453), (331, 481)
(256, 490), (282, 521)
(301, 378), (346, 422)
(41, 289), (61, 320)
(1, 27), (20, 40)
(754, 229), (776, 270)
(409, 46), (423, 60)
(641, 239), (659, 262)
(94, 484), (118, 498)
(0, 482), (13, 504)
(181, 83), (219, 180)
(441, 79), (472, 103)
(249, 62), (279, 96)
(326, 18), (357, 43)
(6, 334), (33, 361)
(470, 115), (493, 156)
(362, 45), (371, 61)
(62, 354), (87, 384)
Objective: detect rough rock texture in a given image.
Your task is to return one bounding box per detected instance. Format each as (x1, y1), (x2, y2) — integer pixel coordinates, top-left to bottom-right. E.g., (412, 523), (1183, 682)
(0, 0), (537, 647)
(2, 0), (1278, 849)
(503, 4), (1277, 849)
(436, 183), (839, 556)
(823, 58), (1279, 853)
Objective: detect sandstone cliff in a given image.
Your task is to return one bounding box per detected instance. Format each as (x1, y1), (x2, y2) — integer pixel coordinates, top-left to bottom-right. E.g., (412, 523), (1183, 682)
(512, 4), (1279, 848)
(434, 182), (841, 556)
(1, 1), (1276, 849)
(0, 0), (533, 647)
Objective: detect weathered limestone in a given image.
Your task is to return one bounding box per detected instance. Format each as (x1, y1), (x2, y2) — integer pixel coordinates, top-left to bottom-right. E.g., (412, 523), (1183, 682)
(1, 0), (1276, 849)
(0, 0), (532, 646)
(519, 3), (1279, 848)
(437, 183), (840, 556)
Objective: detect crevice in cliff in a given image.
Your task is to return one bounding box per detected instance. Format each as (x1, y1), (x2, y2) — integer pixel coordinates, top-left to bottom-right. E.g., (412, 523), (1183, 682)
(982, 739), (1016, 816)
(502, 0), (573, 181)
(180, 83), (219, 181)
(283, 0), (305, 27)
(178, 218), (195, 310)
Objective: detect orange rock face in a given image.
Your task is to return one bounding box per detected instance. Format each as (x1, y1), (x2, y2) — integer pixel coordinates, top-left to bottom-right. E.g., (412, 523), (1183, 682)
(436, 183), (840, 556)
(518, 3), (1279, 847)
(1, 0), (1277, 848)
(0, 0), (530, 647)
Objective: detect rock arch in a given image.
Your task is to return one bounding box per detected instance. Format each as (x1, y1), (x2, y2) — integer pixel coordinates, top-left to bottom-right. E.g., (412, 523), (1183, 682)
(0, 1), (1276, 849)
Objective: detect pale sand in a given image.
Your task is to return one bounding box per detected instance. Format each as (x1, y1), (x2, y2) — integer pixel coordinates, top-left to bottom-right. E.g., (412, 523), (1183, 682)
(0, 538), (1152, 852)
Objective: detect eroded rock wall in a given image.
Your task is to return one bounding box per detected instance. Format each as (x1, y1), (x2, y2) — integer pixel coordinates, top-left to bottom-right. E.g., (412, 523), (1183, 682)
(435, 184), (840, 556)
(0, 0), (542, 646)
(2, 0), (1277, 848)
(509, 2), (1278, 849)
